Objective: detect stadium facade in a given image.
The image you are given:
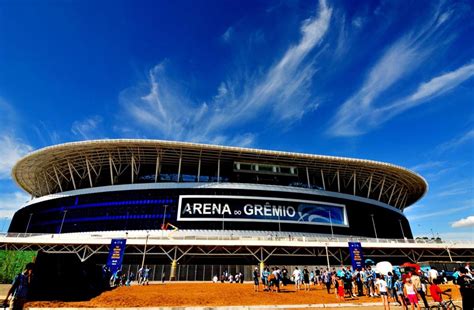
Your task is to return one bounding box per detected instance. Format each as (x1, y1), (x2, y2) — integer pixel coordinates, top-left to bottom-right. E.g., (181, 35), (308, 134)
(9, 139), (427, 239)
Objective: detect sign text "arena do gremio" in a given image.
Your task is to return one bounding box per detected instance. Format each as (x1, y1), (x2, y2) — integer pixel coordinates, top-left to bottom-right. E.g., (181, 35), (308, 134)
(182, 202), (297, 217)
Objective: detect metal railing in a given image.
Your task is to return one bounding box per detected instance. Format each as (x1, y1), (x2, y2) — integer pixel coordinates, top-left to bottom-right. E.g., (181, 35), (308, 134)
(1, 230), (472, 246)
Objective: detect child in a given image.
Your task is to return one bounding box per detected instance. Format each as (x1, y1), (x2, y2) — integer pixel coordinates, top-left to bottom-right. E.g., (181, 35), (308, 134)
(404, 278), (419, 310)
(337, 277), (345, 300)
(429, 278), (451, 308)
(375, 274), (390, 310)
(393, 276), (405, 307)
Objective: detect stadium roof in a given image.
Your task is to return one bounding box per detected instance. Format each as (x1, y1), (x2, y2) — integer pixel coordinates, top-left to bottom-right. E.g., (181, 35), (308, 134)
(12, 139), (427, 210)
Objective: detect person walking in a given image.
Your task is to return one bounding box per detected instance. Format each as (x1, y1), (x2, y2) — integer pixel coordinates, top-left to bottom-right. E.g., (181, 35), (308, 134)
(303, 267), (310, 291)
(411, 272), (428, 308)
(366, 266), (376, 297)
(393, 275), (405, 307)
(375, 274), (390, 310)
(142, 266), (150, 285)
(404, 278), (419, 310)
(252, 267), (260, 292)
(337, 276), (345, 301)
(355, 268), (364, 296)
(457, 267), (473, 310)
(3, 263), (34, 310)
(293, 267), (302, 291)
(262, 267), (270, 291)
(323, 270), (332, 294)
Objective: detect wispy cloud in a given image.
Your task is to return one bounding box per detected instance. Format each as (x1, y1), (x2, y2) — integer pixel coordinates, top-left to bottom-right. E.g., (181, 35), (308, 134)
(436, 180), (473, 197)
(0, 191), (30, 218)
(71, 116), (104, 140)
(0, 135), (33, 180)
(404, 203), (425, 213)
(119, 0), (332, 145)
(328, 2), (473, 137)
(436, 129), (474, 154)
(221, 26), (234, 42)
(407, 205), (472, 221)
(409, 161), (445, 173)
(452, 216), (474, 228)
(32, 121), (62, 147)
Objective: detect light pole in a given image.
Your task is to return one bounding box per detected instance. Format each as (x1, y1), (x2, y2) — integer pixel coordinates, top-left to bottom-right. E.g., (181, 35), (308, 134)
(278, 208), (281, 235)
(161, 205), (168, 239)
(328, 210), (334, 239)
(59, 210), (68, 234)
(125, 211), (129, 231)
(222, 212), (225, 231)
(25, 213), (33, 234)
(325, 243), (330, 270)
(398, 219), (406, 239)
(370, 214), (378, 240)
(162, 205), (168, 229)
(141, 231), (149, 271)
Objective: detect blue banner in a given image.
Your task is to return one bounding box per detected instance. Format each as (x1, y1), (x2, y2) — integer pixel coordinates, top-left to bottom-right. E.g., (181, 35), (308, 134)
(348, 242), (365, 270)
(107, 238), (127, 274)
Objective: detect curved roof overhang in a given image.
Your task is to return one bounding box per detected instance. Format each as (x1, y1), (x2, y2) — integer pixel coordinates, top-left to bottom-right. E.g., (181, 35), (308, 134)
(12, 139), (428, 210)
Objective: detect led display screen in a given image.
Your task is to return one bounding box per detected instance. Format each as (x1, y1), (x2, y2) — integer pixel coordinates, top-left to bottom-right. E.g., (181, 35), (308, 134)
(178, 195), (348, 227)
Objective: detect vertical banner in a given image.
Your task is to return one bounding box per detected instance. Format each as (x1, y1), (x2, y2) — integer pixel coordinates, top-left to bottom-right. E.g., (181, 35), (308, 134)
(348, 242), (365, 270)
(107, 238), (127, 274)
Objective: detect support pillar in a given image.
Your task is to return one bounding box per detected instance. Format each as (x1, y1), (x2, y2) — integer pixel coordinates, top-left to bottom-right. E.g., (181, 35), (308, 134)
(447, 248), (453, 262)
(170, 259), (177, 281)
(325, 245), (330, 270)
(259, 260), (265, 277)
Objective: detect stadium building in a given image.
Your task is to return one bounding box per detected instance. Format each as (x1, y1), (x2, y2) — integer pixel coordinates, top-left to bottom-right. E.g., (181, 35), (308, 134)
(3, 139), (472, 296)
(9, 139), (426, 238)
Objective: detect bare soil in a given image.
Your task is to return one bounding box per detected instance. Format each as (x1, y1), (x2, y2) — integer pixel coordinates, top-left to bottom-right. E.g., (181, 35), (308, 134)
(25, 283), (461, 308)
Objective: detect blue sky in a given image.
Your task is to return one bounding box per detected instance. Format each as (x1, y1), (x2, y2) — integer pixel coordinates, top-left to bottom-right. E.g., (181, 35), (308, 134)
(0, 0), (473, 239)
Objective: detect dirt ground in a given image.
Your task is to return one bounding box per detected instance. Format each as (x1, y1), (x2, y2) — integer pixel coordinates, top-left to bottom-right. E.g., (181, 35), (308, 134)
(25, 283), (461, 308)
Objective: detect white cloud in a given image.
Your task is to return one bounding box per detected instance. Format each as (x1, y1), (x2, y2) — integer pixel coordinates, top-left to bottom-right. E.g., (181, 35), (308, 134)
(436, 180), (473, 198)
(221, 27), (234, 42)
(409, 161), (445, 173)
(0, 191), (30, 218)
(409, 63), (474, 101)
(407, 205), (472, 221)
(328, 3), (473, 137)
(352, 16), (364, 29)
(437, 129), (474, 154)
(328, 37), (422, 136)
(119, 0), (331, 145)
(71, 116), (103, 140)
(404, 203), (425, 213)
(452, 216), (474, 228)
(0, 135), (33, 180)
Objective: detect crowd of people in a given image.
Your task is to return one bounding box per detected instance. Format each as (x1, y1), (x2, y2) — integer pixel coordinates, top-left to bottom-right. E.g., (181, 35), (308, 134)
(2, 262), (473, 310)
(212, 270), (245, 284)
(249, 263), (473, 310)
(105, 265), (166, 287)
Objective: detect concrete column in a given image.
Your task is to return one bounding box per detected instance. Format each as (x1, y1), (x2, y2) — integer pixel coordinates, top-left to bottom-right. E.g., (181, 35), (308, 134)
(170, 259), (177, 281)
(259, 260), (265, 276)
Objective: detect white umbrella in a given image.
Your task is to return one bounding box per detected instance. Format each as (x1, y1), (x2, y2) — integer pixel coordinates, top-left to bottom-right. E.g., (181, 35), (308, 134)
(376, 261), (393, 276)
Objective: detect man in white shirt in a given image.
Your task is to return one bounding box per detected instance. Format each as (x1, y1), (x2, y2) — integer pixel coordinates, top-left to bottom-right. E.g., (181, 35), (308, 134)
(293, 267), (302, 291)
(429, 268), (439, 283)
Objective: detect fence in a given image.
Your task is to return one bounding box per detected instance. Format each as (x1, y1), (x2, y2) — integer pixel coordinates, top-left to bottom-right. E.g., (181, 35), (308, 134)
(120, 264), (330, 282)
